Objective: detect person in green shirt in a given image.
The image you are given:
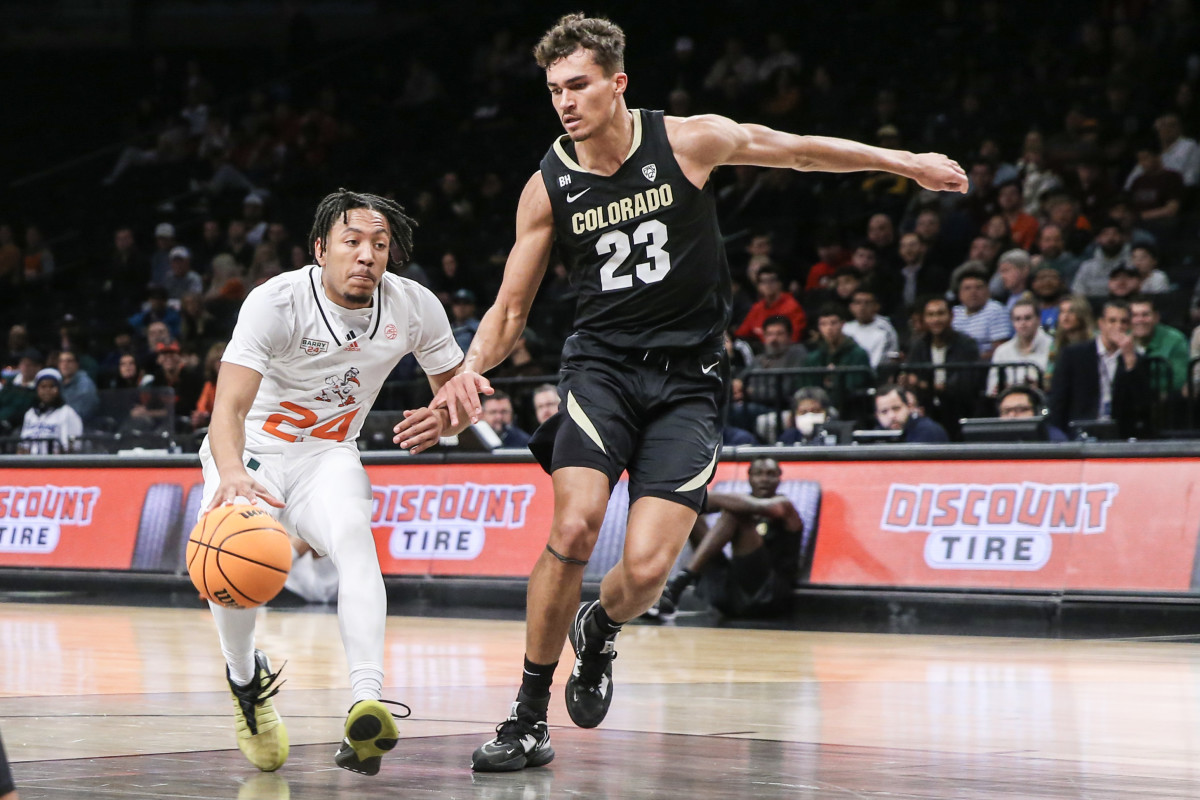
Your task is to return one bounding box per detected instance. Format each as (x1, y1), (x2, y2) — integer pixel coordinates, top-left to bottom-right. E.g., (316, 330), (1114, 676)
(1130, 295), (1188, 393)
(801, 303), (873, 409)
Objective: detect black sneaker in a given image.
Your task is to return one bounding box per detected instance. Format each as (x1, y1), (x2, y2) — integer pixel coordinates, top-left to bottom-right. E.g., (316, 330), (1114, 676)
(471, 697), (554, 772)
(565, 600), (617, 728)
(641, 589), (678, 623)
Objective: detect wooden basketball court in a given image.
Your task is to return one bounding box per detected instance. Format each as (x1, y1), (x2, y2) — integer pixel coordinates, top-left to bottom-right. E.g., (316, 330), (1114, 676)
(2, 600), (1199, 798)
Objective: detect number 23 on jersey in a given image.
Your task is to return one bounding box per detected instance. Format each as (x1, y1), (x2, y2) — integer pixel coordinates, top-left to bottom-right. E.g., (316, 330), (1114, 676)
(263, 401), (358, 442)
(596, 219), (671, 291)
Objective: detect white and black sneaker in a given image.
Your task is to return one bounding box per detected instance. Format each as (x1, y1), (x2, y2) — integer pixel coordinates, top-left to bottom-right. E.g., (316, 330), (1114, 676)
(471, 696), (554, 772)
(565, 600), (617, 728)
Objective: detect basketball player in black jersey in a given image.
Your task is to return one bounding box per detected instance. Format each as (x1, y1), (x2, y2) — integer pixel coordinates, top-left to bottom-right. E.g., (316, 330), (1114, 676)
(431, 14), (968, 772)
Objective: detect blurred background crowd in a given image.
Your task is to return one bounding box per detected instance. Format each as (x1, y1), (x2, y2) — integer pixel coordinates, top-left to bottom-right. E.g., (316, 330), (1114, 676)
(2, 0), (1199, 452)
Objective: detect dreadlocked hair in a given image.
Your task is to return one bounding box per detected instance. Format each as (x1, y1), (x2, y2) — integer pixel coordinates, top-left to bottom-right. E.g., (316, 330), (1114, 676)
(308, 188), (417, 267)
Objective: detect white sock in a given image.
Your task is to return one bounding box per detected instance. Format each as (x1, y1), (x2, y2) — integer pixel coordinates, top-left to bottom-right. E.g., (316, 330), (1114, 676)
(209, 601), (257, 686)
(350, 665), (384, 703)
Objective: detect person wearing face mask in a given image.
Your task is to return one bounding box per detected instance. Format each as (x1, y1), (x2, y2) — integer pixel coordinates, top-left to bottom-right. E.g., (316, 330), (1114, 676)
(777, 387), (838, 445)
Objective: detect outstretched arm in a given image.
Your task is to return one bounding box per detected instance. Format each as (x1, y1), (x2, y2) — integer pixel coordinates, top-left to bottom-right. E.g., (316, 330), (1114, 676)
(667, 114), (968, 193)
(429, 172), (555, 426)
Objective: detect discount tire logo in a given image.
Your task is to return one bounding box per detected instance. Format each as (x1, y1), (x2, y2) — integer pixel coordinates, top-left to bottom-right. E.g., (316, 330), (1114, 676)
(371, 483), (535, 560)
(0, 485), (102, 553)
(881, 482), (1119, 571)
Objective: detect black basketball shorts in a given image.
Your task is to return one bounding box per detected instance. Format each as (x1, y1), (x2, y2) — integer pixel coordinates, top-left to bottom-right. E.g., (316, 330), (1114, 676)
(528, 335), (726, 512)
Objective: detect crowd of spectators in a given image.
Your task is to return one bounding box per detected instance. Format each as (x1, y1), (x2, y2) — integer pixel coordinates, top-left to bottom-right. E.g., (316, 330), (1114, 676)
(2, 2), (1200, 451)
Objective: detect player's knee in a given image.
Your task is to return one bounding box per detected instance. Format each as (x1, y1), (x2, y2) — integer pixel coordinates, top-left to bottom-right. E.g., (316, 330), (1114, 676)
(622, 554), (676, 594)
(550, 511), (602, 556)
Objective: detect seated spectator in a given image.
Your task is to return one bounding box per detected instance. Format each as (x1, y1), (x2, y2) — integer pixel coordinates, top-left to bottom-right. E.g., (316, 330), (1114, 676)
(1128, 139), (1184, 235)
(735, 264), (806, 343)
(57, 350), (99, 422)
(1130, 295), (1188, 393)
(191, 342), (226, 430)
(531, 383), (560, 425)
(104, 353), (146, 389)
(0, 348), (40, 433)
(846, 240), (900, 301)
(162, 246), (203, 300)
(128, 286), (183, 343)
(988, 296), (1054, 395)
(742, 315), (808, 411)
(1071, 220), (1128, 297)
(996, 249), (1032, 310)
(721, 424), (759, 447)
(482, 391), (530, 448)
(1031, 266), (1066, 330)
(204, 253), (247, 306)
(1033, 223), (1081, 284)
(451, 289), (480, 353)
(645, 456), (804, 621)
(20, 368), (82, 454)
(1107, 263), (1143, 299)
(800, 303), (871, 409)
(2, 324), (29, 380)
(803, 237), (848, 292)
(829, 266), (863, 307)
(996, 181), (1039, 250)
(874, 382), (949, 442)
(843, 287), (899, 368)
(1147, 113), (1199, 187)
(1048, 294), (1097, 385)
(995, 385), (1068, 442)
(1042, 193), (1093, 256)
(778, 386), (839, 445)
(1128, 243), (1170, 293)
(22, 225), (55, 284)
(492, 328), (549, 379)
(1049, 299), (1150, 439)
(951, 263), (1012, 358)
(896, 232), (948, 314)
(145, 342), (203, 427)
(905, 295), (982, 437)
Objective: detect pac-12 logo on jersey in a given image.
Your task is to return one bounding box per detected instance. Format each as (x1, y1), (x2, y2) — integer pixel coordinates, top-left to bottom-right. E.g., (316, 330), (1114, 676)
(641, 164), (657, 182)
(301, 337), (329, 355)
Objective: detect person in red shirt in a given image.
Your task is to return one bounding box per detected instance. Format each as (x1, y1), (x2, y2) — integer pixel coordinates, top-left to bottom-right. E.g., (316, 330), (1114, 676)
(736, 264), (806, 343)
(803, 238), (849, 291)
(996, 180), (1039, 251)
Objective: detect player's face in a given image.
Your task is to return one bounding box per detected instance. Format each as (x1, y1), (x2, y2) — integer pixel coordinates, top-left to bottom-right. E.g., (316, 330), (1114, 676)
(316, 208), (391, 309)
(747, 460), (781, 497)
(546, 49), (627, 142)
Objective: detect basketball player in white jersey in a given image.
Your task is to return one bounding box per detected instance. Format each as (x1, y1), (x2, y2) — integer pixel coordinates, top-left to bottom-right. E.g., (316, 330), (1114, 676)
(200, 188), (466, 775)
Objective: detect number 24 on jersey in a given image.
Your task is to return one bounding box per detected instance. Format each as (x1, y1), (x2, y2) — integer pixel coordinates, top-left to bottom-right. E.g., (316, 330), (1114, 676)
(263, 401), (358, 442)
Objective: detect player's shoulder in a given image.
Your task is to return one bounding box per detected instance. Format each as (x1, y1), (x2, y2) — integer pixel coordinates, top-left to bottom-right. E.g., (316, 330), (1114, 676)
(380, 272), (443, 312)
(247, 265), (312, 302)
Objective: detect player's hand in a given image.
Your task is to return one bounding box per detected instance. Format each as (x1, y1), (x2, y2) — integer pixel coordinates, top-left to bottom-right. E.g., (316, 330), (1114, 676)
(430, 371), (494, 427)
(393, 407), (447, 454)
(911, 153), (969, 193)
(203, 471), (285, 513)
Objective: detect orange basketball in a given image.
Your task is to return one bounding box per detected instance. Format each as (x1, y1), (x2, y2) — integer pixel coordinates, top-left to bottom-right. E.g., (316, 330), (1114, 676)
(186, 504), (292, 609)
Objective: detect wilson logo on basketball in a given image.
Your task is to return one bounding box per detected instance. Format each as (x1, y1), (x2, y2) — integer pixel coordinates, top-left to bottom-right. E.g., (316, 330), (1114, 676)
(0, 485), (102, 554)
(881, 482), (1119, 571)
(371, 483), (536, 561)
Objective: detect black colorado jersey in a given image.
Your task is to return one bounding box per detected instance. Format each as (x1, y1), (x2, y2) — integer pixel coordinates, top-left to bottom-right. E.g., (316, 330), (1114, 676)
(539, 109), (731, 350)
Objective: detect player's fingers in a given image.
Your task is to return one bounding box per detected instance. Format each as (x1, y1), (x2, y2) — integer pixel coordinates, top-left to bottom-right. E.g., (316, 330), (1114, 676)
(455, 383), (481, 423)
(475, 375), (495, 396)
(254, 483), (286, 508)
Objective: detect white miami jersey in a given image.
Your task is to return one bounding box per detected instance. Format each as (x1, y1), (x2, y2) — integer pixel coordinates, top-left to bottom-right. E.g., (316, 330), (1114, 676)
(223, 265), (462, 450)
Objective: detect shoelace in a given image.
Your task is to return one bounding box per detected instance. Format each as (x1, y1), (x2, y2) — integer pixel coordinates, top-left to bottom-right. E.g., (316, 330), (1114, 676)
(494, 712), (539, 741)
(236, 659), (287, 705)
(377, 698), (412, 720)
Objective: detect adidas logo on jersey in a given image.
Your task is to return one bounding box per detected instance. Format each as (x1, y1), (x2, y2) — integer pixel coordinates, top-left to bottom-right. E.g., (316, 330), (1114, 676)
(301, 338), (329, 355)
(346, 340), (361, 351)
(642, 164), (657, 182)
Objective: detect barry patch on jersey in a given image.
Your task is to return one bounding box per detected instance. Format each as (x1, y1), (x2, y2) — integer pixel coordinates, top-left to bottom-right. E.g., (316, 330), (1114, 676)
(220, 264), (462, 449)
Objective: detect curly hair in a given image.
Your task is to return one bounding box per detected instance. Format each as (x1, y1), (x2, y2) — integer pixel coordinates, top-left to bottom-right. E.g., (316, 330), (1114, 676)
(534, 13), (625, 75)
(308, 188), (416, 267)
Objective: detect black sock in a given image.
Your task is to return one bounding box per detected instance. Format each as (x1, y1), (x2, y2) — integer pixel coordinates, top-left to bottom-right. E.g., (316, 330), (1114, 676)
(590, 602), (625, 638)
(519, 656), (557, 701)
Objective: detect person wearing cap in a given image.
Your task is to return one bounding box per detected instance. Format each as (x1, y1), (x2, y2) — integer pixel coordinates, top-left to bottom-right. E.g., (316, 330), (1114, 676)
(243, 193), (268, 246)
(1106, 263), (1143, 299)
(162, 245), (204, 300)
(150, 222), (177, 288)
(0, 348), (41, 432)
(451, 288), (480, 353)
(1071, 219), (1128, 297)
(19, 368), (82, 454)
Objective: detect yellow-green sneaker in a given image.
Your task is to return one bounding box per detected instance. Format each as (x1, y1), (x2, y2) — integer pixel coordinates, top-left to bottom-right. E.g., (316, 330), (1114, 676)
(334, 699), (409, 775)
(228, 649), (289, 772)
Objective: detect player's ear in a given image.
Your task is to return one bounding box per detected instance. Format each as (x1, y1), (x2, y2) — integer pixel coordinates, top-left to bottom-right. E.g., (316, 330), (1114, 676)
(612, 71), (628, 96)
(313, 238), (326, 267)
